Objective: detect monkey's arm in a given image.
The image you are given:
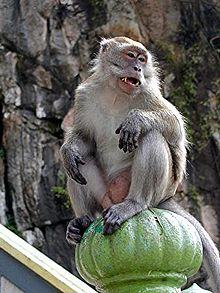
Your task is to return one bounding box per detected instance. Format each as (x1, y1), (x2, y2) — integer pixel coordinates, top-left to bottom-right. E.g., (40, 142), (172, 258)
(116, 108), (185, 153)
(60, 127), (94, 185)
(159, 198), (220, 293)
(104, 109), (186, 234)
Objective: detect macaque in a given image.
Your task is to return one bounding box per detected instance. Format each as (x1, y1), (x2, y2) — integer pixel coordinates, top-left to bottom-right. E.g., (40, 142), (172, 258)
(60, 37), (220, 291)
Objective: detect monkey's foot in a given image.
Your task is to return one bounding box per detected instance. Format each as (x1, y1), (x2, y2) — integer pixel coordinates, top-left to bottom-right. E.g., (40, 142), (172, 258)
(102, 200), (128, 234)
(103, 199), (143, 235)
(103, 207), (123, 235)
(66, 215), (93, 245)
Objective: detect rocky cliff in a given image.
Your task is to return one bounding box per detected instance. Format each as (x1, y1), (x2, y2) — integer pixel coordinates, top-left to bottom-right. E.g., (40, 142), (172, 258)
(0, 0), (219, 289)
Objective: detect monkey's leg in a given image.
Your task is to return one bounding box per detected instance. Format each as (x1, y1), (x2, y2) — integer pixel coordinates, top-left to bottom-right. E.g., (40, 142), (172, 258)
(103, 130), (174, 234)
(67, 157), (107, 245)
(159, 198), (220, 293)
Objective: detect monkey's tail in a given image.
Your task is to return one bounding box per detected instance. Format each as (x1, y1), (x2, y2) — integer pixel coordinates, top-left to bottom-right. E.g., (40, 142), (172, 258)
(158, 198), (220, 293)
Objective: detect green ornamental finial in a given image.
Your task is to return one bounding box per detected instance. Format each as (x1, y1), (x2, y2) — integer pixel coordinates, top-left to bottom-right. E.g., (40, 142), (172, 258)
(75, 209), (203, 293)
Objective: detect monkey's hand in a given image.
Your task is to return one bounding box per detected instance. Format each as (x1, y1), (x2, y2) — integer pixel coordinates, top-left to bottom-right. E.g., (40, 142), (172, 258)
(61, 147), (87, 185)
(103, 199), (142, 234)
(115, 110), (144, 153)
(66, 215), (93, 245)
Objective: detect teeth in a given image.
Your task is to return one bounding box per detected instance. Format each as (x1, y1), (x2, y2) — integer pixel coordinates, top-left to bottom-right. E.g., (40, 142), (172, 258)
(121, 77), (140, 86)
(121, 77), (128, 83)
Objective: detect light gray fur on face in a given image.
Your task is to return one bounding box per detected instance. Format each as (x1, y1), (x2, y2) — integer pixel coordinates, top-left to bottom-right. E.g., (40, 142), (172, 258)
(91, 38), (160, 97)
(60, 36), (220, 292)
(92, 38), (145, 71)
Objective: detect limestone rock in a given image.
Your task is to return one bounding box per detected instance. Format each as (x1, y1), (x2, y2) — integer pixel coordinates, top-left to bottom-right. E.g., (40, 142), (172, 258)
(3, 110), (72, 230)
(0, 157), (6, 225)
(0, 0), (47, 57)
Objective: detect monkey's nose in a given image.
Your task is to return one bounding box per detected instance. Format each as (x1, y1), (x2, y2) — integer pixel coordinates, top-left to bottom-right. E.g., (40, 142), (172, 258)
(134, 66), (141, 72)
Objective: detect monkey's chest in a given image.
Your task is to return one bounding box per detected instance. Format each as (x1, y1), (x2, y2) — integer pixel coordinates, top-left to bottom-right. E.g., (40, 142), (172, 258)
(92, 114), (133, 176)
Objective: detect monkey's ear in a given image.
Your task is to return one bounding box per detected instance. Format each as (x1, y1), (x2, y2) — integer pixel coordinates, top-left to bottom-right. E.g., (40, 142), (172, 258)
(100, 38), (112, 53)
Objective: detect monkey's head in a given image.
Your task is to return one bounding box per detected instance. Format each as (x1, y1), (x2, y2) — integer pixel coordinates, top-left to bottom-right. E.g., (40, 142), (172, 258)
(92, 37), (158, 95)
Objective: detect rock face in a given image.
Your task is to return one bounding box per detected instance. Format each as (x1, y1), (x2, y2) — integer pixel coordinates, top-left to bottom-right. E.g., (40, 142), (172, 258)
(0, 0), (219, 289)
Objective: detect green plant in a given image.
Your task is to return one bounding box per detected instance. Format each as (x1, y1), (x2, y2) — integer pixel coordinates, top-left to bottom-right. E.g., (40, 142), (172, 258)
(188, 185), (200, 210)
(5, 215), (22, 237)
(0, 147), (5, 158)
(164, 43), (219, 152)
(51, 186), (70, 208)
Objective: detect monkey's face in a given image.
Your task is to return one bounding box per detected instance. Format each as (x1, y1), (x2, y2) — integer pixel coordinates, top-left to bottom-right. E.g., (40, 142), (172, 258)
(97, 37), (151, 96)
(116, 49), (147, 95)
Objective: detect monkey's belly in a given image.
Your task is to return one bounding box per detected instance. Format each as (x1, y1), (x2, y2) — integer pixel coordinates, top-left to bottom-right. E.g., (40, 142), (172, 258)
(96, 146), (132, 209)
(97, 147), (133, 178)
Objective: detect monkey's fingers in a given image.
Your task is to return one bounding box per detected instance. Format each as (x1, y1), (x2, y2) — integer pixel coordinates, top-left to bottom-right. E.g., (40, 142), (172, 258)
(119, 137), (124, 149)
(132, 131), (139, 148)
(66, 168), (87, 185)
(103, 210), (121, 234)
(66, 220), (83, 245)
(103, 209), (116, 222)
(66, 231), (82, 245)
(102, 208), (109, 217)
(78, 215), (94, 229)
(118, 130), (129, 152)
(128, 134), (136, 152)
(103, 218), (120, 234)
(115, 125), (122, 134)
(69, 216), (93, 232)
(75, 156), (86, 165)
(67, 226), (81, 235)
(117, 125), (128, 151)
(122, 131), (129, 152)
(73, 171), (87, 185)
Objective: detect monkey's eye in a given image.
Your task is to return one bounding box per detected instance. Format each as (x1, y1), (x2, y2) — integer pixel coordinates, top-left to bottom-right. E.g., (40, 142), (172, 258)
(126, 51), (136, 58)
(138, 55), (147, 63)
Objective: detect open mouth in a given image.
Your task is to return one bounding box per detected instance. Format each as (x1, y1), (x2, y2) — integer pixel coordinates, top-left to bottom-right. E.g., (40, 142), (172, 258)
(120, 77), (141, 87)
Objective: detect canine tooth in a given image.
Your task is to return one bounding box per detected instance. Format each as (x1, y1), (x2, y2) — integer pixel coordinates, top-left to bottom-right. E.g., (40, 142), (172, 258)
(124, 77), (127, 83)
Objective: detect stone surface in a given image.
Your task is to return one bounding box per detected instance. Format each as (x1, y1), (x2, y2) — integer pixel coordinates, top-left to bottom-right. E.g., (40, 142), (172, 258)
(22, 227), (45, 249)
(0, 0), (47, 57)
(0, 157), (6, 225)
